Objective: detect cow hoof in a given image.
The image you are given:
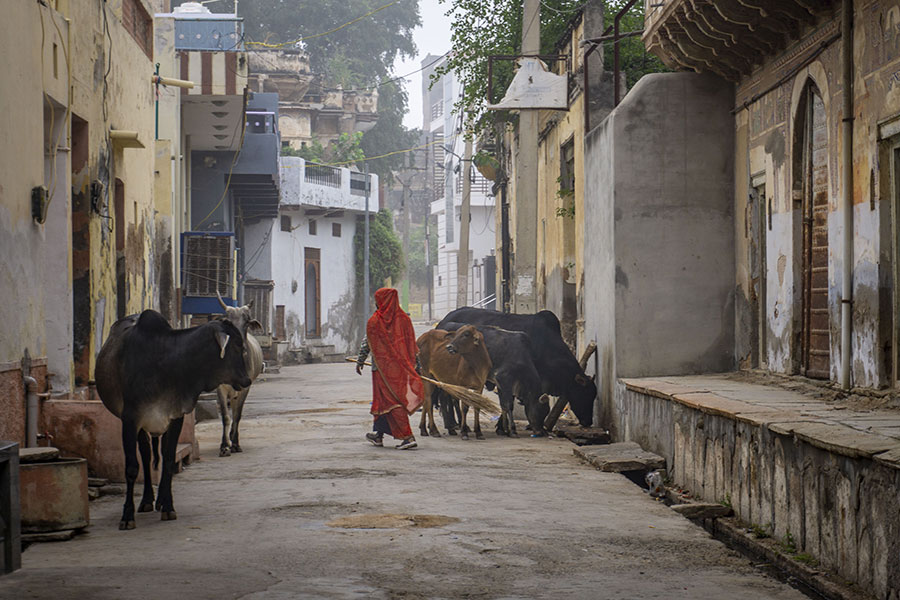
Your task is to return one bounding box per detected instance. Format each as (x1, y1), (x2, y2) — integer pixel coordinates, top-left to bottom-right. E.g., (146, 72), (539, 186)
(119, 520), (136, 530)
(161, 511), (178, 521)
(231, 445), (242, 453)
(447, 429), (457, 436)
(219, 446), (231, 457)
(475, 432), (485, 440)
(429, 429), (441, 438)
(138, 502), (154, 513)
(460, 433), (469, 441)
(420, 429), (429, 437)
(510, 431), (519, 438)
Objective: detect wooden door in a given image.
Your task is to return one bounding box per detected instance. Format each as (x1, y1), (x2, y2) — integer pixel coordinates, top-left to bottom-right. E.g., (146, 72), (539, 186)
(304, 248), (321, 337)
(801, 84), (830, 379)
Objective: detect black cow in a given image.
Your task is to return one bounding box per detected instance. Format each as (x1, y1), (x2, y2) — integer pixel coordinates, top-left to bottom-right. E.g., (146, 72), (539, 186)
(440, 322), (546, 437)
(438, 308), (596, 428)
(95, 310), (251, 530)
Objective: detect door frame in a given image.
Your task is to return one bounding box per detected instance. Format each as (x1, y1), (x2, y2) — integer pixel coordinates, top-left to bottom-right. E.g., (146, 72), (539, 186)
(304, 247), (321, 338)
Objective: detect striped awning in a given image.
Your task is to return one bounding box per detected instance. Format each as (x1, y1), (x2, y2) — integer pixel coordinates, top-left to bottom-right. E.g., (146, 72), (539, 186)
(179, 50), (248, 96)
(178, 50), (248, 151)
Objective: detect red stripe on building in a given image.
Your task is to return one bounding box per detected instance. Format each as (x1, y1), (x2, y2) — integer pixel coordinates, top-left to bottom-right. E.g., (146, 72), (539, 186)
(201, 52), (212, 95)
(180, 52), (189, 96)
(225, 53), (237, 96)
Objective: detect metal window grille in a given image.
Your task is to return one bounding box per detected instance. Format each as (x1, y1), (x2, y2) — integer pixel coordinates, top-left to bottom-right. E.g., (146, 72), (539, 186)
(123, 0), (153, 59)
(304, 163), (342, 188)
(182, 234), (234, 298)
(349, 172), (371, 197)
(455, 171), (492, 195)
(432, 134), (445, 198)
(431, 101), (444, 121)
(243, 280), (274, 336)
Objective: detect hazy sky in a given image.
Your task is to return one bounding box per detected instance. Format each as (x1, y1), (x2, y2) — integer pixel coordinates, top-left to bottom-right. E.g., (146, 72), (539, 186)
(392, 0), (453, 130)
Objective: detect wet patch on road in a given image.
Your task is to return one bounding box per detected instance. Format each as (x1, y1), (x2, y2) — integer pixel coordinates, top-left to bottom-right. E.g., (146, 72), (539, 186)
(275, 468), (398, 480)
(326, 513), (460, 529)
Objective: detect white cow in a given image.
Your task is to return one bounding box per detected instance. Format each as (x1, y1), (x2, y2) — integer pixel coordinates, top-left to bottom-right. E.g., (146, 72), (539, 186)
(215, 292), (264, 456)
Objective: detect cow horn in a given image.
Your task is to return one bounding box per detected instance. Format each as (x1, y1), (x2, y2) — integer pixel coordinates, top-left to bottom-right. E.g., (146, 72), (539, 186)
(216, 290), (229, 311)
(246, 298), (254, 311)
(216, 332), (230, 358)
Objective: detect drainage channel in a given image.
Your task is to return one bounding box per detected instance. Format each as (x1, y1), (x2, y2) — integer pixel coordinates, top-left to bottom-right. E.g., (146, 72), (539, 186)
(567, 437), (838, 600)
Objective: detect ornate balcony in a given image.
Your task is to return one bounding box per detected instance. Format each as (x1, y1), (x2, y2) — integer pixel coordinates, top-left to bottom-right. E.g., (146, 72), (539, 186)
(643, 0), (839, 81)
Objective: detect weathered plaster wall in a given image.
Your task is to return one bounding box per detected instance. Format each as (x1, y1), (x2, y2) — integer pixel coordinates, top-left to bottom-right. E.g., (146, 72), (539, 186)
(736, 2), (898, 387)
(583, 73), (736, 423)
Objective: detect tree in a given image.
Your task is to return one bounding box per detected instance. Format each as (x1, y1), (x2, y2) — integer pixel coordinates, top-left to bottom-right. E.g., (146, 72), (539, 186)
(283, 132), (366, 166)
(407, 218), (438, 290)
(354, 209), (404, 292)
(176, 0), (422, 179)
(436, 0), (667, 136)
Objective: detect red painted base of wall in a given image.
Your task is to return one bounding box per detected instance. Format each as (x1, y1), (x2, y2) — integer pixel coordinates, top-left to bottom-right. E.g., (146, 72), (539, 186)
(0, 360), (48, 446)
(40, 399), (199, 483)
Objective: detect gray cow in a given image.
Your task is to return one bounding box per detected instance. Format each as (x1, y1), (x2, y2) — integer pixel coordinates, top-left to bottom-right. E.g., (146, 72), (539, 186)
(215, 292), (264, 456)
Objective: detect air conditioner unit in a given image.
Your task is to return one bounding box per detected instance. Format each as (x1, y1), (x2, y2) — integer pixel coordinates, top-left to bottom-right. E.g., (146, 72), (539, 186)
(181, 231), (235, 314)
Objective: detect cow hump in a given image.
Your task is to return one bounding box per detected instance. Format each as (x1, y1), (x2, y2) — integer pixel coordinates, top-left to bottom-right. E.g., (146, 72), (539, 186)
(136, 310), (172, 334)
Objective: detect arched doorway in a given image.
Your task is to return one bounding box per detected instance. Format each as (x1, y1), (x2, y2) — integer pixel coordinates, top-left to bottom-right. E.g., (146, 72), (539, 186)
(304, 247), (321, 337)
(793, 80), (830, 379)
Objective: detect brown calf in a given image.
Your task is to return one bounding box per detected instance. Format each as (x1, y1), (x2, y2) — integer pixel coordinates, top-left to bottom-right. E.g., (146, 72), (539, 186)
(416, 326), (492, 440)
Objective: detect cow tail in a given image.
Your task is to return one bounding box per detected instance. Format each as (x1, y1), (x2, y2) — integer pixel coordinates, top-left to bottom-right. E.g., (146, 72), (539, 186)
(152, 436), (160, 470)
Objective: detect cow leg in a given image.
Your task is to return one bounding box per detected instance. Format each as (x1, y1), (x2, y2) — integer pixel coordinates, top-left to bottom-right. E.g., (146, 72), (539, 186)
(419, 382), (432, 437)
(156, 416), (183, 521)
(137, 429), (155, 513)
(474, 408), (484, 440)
(459, 403), (470, 440)
(216, 387), (232, 456)
(441, 393), (458, 436)
(119, 417), (139, 530)
(499, 388), (517, 437)
(230, 388), (248, 452)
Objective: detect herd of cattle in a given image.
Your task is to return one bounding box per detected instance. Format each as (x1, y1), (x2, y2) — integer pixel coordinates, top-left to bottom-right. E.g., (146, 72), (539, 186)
(94, 302), (596, 530)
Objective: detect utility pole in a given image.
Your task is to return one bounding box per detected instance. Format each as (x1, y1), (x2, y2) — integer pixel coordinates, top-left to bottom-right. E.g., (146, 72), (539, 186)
(363, 162), (371, 318)
(514, 0), (540, 313)
(456, 136), (473, 308)
(400, 183), (410, 311)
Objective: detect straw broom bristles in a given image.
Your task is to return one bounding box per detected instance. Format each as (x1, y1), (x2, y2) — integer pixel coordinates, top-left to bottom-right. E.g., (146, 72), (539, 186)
(346, 357), (501, 415)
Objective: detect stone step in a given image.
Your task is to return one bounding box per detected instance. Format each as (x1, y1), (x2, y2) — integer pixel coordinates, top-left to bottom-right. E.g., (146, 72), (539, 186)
(19, 447), (60, 463)
(555, 425), (610, 446)
(671, 503), (734, 520)
(573, 441), (665, 473)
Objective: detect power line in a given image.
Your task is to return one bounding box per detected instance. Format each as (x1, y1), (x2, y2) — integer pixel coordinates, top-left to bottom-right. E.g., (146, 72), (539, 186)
(322, 52), (450, 94)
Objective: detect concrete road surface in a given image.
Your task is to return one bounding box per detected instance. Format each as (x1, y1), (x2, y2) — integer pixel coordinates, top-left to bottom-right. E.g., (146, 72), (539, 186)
(2, 363), (808, 600)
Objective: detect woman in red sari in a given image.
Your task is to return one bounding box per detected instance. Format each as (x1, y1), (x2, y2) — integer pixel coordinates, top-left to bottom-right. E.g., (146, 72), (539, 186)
(355, 288), (424, 449)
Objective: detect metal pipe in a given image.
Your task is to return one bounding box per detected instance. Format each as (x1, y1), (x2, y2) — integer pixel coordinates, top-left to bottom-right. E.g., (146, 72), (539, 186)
(364, 162), (371, 318)
(150, 75), (195, 89)
(24, 376), (38, 448)
(840, 0), (854, 390)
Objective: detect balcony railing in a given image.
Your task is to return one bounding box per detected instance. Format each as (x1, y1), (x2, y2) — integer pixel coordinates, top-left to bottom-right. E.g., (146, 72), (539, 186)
(304, 163), (342, 188)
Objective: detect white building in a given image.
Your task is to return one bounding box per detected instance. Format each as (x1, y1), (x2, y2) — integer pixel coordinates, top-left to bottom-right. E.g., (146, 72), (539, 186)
(422, 55), (498, 320)
(243, 156), (377, 360)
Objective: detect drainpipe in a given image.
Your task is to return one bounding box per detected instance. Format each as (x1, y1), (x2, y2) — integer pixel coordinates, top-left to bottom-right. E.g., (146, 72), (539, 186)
(24, 376), (39, 448)
(840, 0), (854, 390)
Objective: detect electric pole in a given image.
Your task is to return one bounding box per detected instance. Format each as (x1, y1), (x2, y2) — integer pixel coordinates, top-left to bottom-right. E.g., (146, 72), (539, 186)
(514, 0), (540, 313)
(456, 136), (473, 309)
(363, 162), (371, 318)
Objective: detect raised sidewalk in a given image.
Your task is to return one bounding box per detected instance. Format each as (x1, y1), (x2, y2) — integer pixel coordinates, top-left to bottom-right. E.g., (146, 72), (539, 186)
(613, 374), (900, 599)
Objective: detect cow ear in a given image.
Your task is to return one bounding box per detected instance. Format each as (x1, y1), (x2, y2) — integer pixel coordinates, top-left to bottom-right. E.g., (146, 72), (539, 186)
(248, 319), (263, 334)
(216, 332), (230, 359)
(575, 373), (589, 386)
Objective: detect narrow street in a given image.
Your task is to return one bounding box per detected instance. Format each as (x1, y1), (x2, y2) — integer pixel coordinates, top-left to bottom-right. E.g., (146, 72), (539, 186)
(4, 363), (807, 600)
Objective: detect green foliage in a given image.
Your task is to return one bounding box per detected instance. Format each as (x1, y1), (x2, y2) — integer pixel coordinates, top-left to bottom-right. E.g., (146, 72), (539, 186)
(407, 219), (438, 288)
(555, 175), (575, 219)
(719, 494), (732, 509)
(749, 523), (771, 539)
(780, 530), (798, 553)
(183, 0), (421, 181)
(603, 0), (669, 88)
(282, 132), (366, 166)
(354, 209), (404, 292)
(437, 0), (668, 136)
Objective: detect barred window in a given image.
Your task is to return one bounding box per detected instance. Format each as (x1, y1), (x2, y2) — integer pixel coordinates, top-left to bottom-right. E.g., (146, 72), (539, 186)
(122, 0), (153, 59)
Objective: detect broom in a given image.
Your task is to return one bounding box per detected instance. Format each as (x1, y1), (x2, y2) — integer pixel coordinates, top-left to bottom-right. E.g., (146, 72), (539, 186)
(345, 357), (501, 416)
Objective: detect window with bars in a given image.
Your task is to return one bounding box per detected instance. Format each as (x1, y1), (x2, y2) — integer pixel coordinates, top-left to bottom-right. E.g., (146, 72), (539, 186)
(122, 0), (153, 59)
(432, 132), (445, 198)
(332, 222), (342, 237)
(455, 171), (492, 195)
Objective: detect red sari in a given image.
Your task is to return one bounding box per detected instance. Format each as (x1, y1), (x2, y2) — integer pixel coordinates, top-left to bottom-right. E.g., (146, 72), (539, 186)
(367, 288), (424, 439)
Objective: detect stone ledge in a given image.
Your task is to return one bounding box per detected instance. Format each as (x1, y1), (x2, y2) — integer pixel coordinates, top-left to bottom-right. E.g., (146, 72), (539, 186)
(623, 378), (900, 469)
(574, 441), (665, 472)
